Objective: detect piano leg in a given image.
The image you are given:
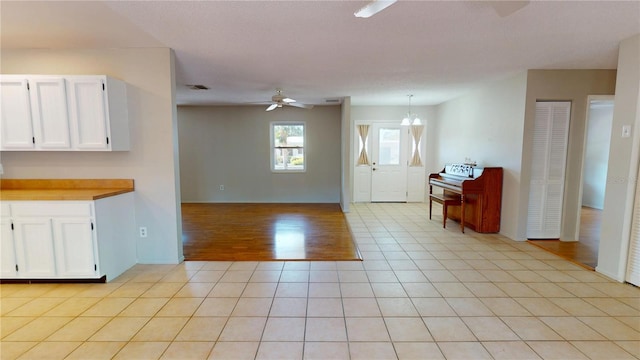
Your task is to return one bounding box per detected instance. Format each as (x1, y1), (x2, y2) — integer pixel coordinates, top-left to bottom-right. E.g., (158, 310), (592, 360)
(461, 195), (465, 233)
(428, 186), (433, 220)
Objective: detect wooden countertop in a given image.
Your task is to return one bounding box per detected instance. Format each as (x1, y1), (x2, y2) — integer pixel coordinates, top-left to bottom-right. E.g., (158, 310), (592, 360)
(0, 179), (134, 201)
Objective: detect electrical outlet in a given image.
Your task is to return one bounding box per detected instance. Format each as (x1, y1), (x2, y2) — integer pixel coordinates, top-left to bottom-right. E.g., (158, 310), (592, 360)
(220, 185), (224, 191)
(139, 227), (147, 238)
(622, 125), (632, 138)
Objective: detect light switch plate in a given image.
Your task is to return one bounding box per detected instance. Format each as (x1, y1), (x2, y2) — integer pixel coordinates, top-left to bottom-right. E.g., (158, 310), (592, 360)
(622, 125), (631, 138)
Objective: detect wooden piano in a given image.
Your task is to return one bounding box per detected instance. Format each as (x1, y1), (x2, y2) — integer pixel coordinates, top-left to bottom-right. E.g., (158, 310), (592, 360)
(429, 164), (503, 233)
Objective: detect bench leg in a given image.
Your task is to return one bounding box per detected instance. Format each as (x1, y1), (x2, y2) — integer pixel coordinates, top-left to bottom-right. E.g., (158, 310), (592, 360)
(429, 198), (432, 220)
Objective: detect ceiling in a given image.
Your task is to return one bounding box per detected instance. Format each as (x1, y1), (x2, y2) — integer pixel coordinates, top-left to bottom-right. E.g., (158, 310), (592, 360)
(1, 1), (639, 106)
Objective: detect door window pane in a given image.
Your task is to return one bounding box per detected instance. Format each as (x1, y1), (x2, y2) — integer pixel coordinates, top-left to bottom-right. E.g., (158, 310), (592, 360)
(378, 128), (400, 165)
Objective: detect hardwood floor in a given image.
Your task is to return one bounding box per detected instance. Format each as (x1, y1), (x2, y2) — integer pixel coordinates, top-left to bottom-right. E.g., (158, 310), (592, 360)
(181, 203), (362, 261)
(528, 206), (601, 270)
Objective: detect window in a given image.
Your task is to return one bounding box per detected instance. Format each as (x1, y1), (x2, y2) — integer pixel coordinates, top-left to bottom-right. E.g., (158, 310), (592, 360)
(271, 122), (305, 172)
(378, 127), (400, 165)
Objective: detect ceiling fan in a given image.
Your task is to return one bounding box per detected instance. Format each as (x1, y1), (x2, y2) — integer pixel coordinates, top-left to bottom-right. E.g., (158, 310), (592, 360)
(354, 0), (529, 18)
(264, 89), (313, 111)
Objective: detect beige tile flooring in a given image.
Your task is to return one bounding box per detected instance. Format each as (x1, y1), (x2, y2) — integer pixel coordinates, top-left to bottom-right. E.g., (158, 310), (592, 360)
(1, 203), (639, 359)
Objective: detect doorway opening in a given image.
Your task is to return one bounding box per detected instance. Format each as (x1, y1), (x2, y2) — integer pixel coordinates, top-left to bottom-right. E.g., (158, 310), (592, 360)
(577, 96), (614, 267)
(528, 97), (614, 270)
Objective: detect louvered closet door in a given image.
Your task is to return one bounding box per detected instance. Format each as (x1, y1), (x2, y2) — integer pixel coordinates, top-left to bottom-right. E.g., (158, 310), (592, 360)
(527, 102), (571, 239)
(626, 165), (640, 286)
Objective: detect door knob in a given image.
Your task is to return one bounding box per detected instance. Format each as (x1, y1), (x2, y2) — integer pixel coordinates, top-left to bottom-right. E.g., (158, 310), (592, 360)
(373, 168), (377, 171)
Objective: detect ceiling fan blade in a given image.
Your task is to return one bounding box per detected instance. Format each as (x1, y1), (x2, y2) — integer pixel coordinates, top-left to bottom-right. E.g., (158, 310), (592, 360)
(283, 97), (296, 103)
(266, 103), (278, 111)
(287, 102), (314, 109)
(488, 1), (529, 17)
(354, 0), (397, 18)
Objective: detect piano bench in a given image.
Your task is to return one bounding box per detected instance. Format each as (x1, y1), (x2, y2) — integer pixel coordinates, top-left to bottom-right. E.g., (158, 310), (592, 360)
(429, 193), (463, 231)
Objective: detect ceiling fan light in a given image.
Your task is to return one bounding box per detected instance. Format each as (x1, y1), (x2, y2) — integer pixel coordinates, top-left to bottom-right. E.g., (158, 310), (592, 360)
(412, 117), (422, 126)
(401, 116), (412, 126)
(354, 0), (397, 18)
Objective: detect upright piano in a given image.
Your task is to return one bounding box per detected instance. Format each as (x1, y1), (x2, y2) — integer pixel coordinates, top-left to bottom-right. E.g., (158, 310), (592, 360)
(429, 164), (503, 233)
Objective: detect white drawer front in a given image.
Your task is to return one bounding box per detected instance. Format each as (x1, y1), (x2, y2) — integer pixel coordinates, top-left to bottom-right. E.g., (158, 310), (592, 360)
(0, 202), (10, 218)
(10, 202), (93, 217)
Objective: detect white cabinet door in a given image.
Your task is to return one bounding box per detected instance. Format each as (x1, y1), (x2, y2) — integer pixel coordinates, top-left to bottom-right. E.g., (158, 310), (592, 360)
(29, 77), (71, 150)
(66, 77), (110, 150)
(0, 77), (35, 150)
(52, 217), (98, 277)
(13, 217), (57, 278)
(1, 218), (17, 278)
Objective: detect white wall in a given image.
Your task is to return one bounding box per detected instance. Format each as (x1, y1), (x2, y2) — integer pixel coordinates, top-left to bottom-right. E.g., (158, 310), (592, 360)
(178, 105), (342, 203)
(0, 48), (183, 264)
(582, 103), (613, 209)
(518, 70), (617, 241)
(434, 73), (528, 240)
(598, 34), (640, 281)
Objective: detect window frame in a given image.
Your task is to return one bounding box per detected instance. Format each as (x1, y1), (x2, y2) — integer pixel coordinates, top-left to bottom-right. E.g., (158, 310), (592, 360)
(270, 121), (306, 173)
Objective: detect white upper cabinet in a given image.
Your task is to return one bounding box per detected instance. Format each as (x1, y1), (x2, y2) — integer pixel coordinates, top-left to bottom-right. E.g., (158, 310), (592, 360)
(0, 75), (129, 151)
(0, 77), (35, 149)
(66, 76), (129, 151)
(30, 77), (72, 149)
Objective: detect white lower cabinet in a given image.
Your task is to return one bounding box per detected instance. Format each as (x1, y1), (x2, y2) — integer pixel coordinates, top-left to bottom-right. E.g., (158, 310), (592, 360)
(52, 217), (98, 278)
(1, 194), (135, 281)
(13, 217), (59, 278)
(1, 217), (18, 278)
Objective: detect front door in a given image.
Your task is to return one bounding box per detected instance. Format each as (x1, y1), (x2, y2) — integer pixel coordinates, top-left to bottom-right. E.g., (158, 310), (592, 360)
(370, 123), (408, 202)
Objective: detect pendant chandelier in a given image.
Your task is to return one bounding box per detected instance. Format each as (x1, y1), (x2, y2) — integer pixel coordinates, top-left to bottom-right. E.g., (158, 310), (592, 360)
(401, 94), (422, 126)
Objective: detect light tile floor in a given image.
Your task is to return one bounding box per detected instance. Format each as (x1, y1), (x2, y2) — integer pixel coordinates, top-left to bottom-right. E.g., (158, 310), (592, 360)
(1, 203), (639, 359)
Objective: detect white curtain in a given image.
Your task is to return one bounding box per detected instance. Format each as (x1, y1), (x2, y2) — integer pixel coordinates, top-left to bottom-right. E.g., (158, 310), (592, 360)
(410, 125), (424, 166)
(357, 125), (370, 165)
